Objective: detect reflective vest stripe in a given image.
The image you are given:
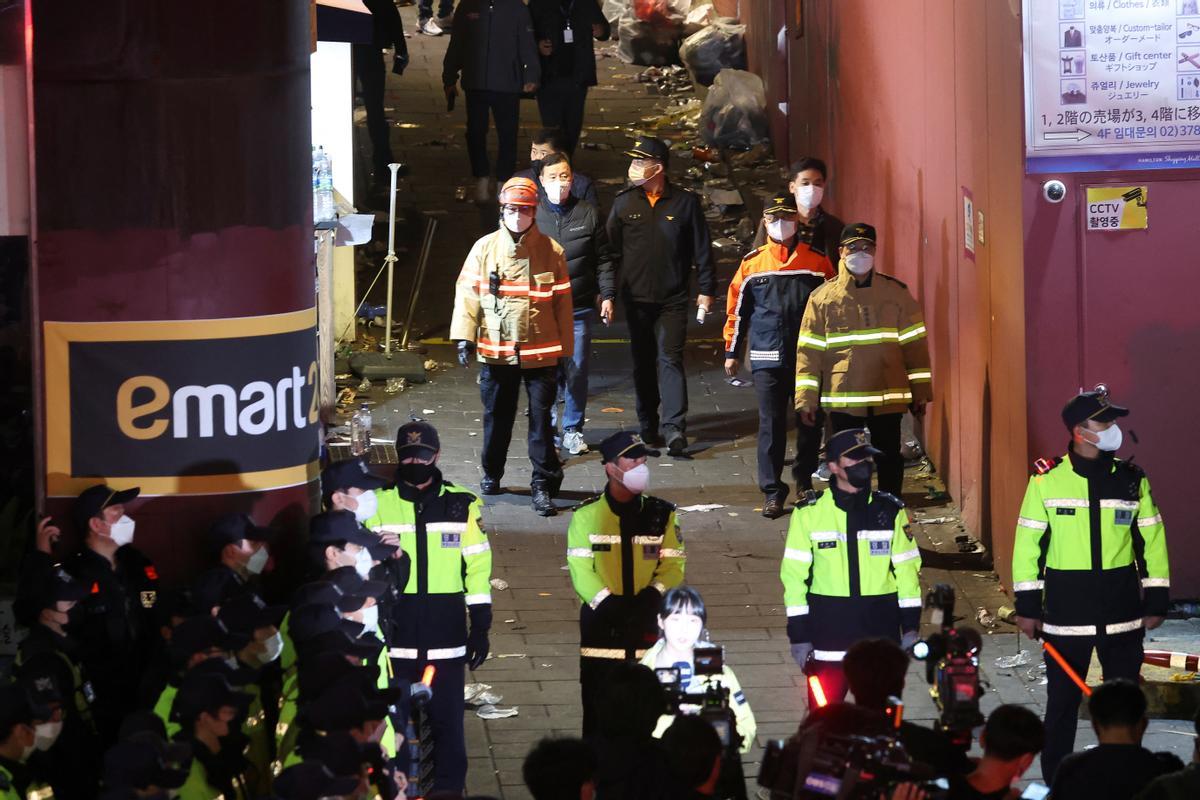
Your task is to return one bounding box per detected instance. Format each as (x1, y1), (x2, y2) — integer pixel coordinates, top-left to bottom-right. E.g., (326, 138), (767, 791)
(580, 647), (649, 659)
(898, 324), (927, 342)
(1013, 580), (1044, 591)
(632, 535), (664, 545)
(786, 605), (810, 616)
(813, 649), (846, 661)
(568, 547), (594, 559)
(1017, 516), (1048, 531)
(809, 531), (845, 542)
(589, 534), (621, 545)
(520, 343), (564, 356)
(1138, 514), (1163, 526)
(430, 523), (469, 533)
(892, 549), (920, 565)
(897, 597), (923, 608)
(388, 646), (467, 660)
(1041, 623), (1096, 636)
(1044, 498), (1089, 509)
(825, 329), (900, 345)
(906, 369), (932, 382)
(465, 593), (492, 605)
(821, 390), (913, 406)
(1107, 619), (1143, 634)
(659, 548), (685, 558)
(858, 530), (893, 541)
(798, 335), (827, 351)
(784, 548), (813, 562)
(796, 375), (820, 389)
(1098, 499), (1139, 510)
(589, 587), (611, 609)
(461, 541), (491, 556)
(1142, 578), (1170, 588)
(377, 524), (416, 533)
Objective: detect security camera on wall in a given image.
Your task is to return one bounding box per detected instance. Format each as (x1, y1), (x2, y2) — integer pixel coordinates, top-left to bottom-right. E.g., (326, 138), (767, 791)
(1042, 180), (1067, 204)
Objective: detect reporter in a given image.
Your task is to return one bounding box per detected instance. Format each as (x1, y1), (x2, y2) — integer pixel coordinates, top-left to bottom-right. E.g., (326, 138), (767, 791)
(947, 705), (1043, 800)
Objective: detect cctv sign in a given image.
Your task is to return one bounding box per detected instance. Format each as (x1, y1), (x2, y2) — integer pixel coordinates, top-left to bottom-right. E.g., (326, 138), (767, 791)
(1085, 185), (1149, 231)
(43, 309), (320, 496)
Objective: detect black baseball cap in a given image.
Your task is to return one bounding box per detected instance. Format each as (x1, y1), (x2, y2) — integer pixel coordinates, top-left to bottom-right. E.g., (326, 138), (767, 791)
(208, 513), (273, 554)
(170, 672), (251, 724)
(103, 740), (189, 792)
(624, 136), (669, 163)
(294, 731), (378, 780)
(23, 565), (89, 618)
(826, 428), (883, 463)
(117, 711), (194, 773)
(840, 222), (877, 246)
(599, 431), (658, 463)
(367, 538), (399, 563)
(325, 566), (386, 600)
(321, 458), (388, 495)
(395, 421), (440, 455)
(764, 192), (799, 215)
(302, 676), (400, 732)
(273, 762), (361, 800)
(217, 591), (287, 638)
(74, 483), (140, 532)
(288, 604), (372, 652)
(0, 684), (51, 734)
(292, 581), (367, 614)
(169, 616), (239, 664)
(296, 651), (380, 699)
(309, 511), (379, 550)
(1062, 385), (1129, 430)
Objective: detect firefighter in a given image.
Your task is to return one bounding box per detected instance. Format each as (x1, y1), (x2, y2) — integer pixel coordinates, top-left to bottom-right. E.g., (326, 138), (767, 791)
(1011, 386), (1169, 783)
(724, 191), (836, 518)
(780, 428), (922, 707)
(450, 176), (575, 516)
(566, 431), (686, 736)
(362, 421), (492, 794)
(794, 223), (933, 496)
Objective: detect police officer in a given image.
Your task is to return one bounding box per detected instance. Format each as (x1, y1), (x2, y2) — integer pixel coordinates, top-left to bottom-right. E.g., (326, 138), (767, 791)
(14, 566), (102, 799)
(724, 191), (836, 518)
(566, 431), (686, 736)
(1011, 385), (1169, 783)
(607, 136), (716, 456)
(61, 483), (160, 741)
(100, 739), (189, 800)
(172, 672), (253, 799)
(192, 514), (274, 613)
(362, 421), (492, 794)
(781, 428), (922, 706)
(0, 685), (57, 800)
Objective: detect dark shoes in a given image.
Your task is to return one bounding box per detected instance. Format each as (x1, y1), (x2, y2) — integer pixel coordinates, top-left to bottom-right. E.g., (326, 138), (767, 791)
(666, 431), (688, 457)
(762, 497), (786, 519)
(479, 476), (501, 496)
(531, 487), (556, 517)
(640, 428), (666, 448)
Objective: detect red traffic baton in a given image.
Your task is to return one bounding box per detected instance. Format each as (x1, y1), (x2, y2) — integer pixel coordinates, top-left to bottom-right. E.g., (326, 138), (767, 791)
(1143, 650), (1200, 671)
(1042, 640), (1092, 697)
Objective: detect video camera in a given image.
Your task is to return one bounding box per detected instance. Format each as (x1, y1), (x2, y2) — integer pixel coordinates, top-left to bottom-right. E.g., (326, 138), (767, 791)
(654, 645), (739, 750)
(909, 584), (984, 750)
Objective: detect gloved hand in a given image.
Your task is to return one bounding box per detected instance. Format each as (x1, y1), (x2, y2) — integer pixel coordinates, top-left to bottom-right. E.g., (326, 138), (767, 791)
(791, 642), (813, 669)
(466, 627), (489, 670)
(456, 340), (475, 367)
(635, 587), (663, 642)
(900, 630), (919, 652)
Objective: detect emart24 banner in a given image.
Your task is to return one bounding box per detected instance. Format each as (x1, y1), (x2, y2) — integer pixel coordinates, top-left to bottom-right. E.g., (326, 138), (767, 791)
(44, 309), (320, 496)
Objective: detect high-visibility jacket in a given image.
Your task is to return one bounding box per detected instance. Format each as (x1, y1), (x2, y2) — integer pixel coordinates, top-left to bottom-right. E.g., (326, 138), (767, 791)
(0, 765), (17, 800)
(567, 490), (685, 660)
(639, 640), (757, 754)
(781, 489), (922, 660)
(364, 474), (492, 660)
(794, 267), (932, 415)
(1011, 451), (1169, 637)
(449, 224), (575, 367)
(155, 683), (181, 738)
(723, 240), (832, 371)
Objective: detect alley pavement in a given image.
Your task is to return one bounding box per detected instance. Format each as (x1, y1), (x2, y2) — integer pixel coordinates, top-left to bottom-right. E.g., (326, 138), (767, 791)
(345, 9), (1195, 797)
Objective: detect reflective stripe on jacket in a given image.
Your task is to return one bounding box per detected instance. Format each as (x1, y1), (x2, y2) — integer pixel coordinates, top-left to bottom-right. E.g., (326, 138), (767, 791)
(450, 225), (575, 367)
(794, 267), (932, 415)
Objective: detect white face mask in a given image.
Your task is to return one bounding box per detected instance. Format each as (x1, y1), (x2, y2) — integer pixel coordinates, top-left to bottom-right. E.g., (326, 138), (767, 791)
(766, 219), (798, 242)
(620, 463), (651, 494)
(245, 546), (269, 575)
(628, 161), (662, 187)
(844, 252), (874, 276)
(502, 208), (534, 234)
(795, 184), (824, 210)
(352, 490), (378, 524)
(354, 547), (373, 579)
(544, 180), (571, 204)
(108, 515), (136, 547)
(1090, 424), (1123, 452)
(260, 631), (285, 664)
(360, 604), (380, 635)
(34, 720), (62, 751)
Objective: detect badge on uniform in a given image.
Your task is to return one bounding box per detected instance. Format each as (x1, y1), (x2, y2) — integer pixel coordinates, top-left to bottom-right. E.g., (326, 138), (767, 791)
(140, 590), (157, 609)
(1056, 508), (1076, 516)
(592, 544), (612, 552)
(35, 677), (53, 694)
(642, 544), (660, 559)
(1114, 509), (1134, 526)
(441, 532), (461, 548)
(82, 681), (96, 704)
(817, 541), (837, 550)
(869, 541), (891, 557)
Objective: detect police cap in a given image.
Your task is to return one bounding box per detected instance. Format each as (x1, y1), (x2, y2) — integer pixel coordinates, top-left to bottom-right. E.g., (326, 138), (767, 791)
(840, 222), (877, 246)
(216, 590), (287, 638)
(273, 762), (361, 800)
(325, 566), (387, 600)
(321, 457), (388, 496)
(0, 684), (51, 735)
(826, 428), (883, 463)
(208, 513), (273, 555)
(291, 580), (367, 615)
(1061, 384), (1129, 431)
(599, 431), (659, 464)
(395, 421), (440, 455)
(168, 616), (241, 664)
(624, 136), (670, 163)
(301, 676), (400, 732)
(103, 740), (189, 792)
(309, 510), (379, 550)
(170, 672), (251, 724)
(763, 192), (799, 215)
(296, 651), (380, 700)
(74, 483), (140, 534)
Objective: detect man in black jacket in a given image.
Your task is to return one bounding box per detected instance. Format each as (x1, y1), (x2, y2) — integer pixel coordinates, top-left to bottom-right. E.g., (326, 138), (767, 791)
(355, 0), (409, 192)
(534, 152), (615, 455)
(530, 0), (610, 154)
(606, 137), (715, 456)
(514, 127), (600, 209)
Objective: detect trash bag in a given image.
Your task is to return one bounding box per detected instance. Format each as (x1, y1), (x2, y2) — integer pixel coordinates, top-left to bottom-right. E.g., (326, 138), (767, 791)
(700, 68), (769, 149)
(618, 15), (684, 65)
(602, 0), (626, 31)
(679, 18), (746, 86)
(633, 0), (691, 24)
(683, 0), (715, 36)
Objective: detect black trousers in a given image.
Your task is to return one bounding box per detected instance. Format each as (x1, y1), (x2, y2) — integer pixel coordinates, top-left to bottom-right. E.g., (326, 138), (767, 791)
(624, 298), (688, 436)
(480, 363), (563, 487)
(392, 658), (467, 793)
(581, 656), (635, 738)
(754, 366), (823, 499)
(418, 0), (454, 20)
(537, 80), (589, 154)
(465, 90), (521, 182)
(830, 411), (903, 495)
(351, 43), (393, 177)
(1040, 630), (1143, 784)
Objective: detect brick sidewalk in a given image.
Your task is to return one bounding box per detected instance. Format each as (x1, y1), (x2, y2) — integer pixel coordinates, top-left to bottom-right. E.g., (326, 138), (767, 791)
(348, 10), (1193, 797)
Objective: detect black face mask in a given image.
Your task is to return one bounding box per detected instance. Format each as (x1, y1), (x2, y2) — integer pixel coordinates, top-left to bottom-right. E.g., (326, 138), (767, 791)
(844, 461), (874, 490)
(397, 461), (437, 486)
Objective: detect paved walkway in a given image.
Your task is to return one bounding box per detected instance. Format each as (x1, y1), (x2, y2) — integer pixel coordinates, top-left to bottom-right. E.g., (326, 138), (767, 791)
(346, 10), (1194, 797)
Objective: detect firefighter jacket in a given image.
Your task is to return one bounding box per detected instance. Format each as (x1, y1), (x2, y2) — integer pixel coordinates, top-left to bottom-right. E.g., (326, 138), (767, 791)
(1011, 450), (1169, 637)
(364, 471), (492, 660)
(639, 640), (758, 754)
(567, 489), (685, 660)
(449, 224), (575, 367)
(749, 207), (846, 268)
(781, 487), (922, 659)
(794, 267), (933, 416)
(723, 240), (833, 370)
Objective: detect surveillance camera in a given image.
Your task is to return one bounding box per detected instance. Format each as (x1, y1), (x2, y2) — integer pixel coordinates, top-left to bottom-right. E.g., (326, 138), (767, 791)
(1043, 180), (1067, 204)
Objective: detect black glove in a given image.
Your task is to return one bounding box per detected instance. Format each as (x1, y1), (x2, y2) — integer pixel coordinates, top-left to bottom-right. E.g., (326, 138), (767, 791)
(634, 587), (663, 642)
(457, 340), (475, 367)
(786, 615), (808, 645)
(466, 604), (492, 670)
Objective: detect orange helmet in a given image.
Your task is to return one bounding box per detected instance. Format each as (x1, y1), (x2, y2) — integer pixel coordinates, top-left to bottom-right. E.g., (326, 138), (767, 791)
(498, 177), (539, 207)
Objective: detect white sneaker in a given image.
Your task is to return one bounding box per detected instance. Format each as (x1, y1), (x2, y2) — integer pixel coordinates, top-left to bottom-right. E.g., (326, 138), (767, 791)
(812, 462), (831, 481)
(562, 430), (589, 455)
(435, 14), (454, 30)
(473, 176), (491, 204)
(417, 18), (443, 36)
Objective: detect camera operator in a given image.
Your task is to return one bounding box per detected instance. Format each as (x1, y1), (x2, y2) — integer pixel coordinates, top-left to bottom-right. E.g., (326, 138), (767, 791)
(946, 705), (1043, 800)
(592, 662), (683, 800)
(662, 715), (724, 798)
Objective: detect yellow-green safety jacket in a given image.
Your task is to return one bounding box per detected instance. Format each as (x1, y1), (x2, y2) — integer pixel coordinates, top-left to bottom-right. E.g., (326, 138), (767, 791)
(1011, 451), (1168, 636)
(781, 488), (921, 660)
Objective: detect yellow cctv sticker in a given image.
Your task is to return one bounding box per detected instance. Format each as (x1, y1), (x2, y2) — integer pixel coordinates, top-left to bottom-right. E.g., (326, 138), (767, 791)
(1085, 186), (1148, 231)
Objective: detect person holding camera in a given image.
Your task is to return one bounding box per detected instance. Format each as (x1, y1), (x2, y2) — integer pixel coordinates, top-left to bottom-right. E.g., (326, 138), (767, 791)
(780, 428), (923, 706)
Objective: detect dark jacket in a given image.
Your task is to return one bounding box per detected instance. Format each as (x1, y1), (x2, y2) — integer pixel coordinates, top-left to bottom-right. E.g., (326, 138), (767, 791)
(749, 206), (845, 270)
(535, 195), (615, 309)
(529, 0), (610, 86)
(363, 0), (408, 72)
(443, 0), (540, 94)
(1137, 763), (1200, 800)
(513, 166), (600, 209)
(1052, 744), (1184, 800)
(607, 182), (716, 304)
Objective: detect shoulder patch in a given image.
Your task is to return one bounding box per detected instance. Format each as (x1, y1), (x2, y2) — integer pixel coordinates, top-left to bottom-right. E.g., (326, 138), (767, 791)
(878, 272), (909, 289)
(442, 481), (480, 503)
(1114, 458), (1145, 480)
(645, 496), (677, 514)
(1033, 456), (1061, 476)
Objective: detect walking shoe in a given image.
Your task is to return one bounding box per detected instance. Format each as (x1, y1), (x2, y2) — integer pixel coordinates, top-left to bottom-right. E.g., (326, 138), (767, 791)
(417, 17), (443, 35)
(435, 14), (455, 30)
(531, 487), (556, 516)
(666, 431), (688, 457)
(479, 476), (501, 495)
(640, 428), (665, 448)
(473, 176), (491, 204)
(762, 497), (786, 519)
(562, 430), (589, 455)
(812, 462), (831, 482)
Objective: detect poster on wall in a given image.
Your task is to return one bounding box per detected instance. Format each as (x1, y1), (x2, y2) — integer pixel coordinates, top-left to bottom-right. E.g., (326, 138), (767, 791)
(43, 309), (320, 497)
(1024, 0), (1200, 173)
(1085, 185), (1150, 230)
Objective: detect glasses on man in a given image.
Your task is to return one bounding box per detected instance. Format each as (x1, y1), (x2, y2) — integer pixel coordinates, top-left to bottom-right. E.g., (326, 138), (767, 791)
(844, 241), (875, 254)
(501, 204), (534, 214)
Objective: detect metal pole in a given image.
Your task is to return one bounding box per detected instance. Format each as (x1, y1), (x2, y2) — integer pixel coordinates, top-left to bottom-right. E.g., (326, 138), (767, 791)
(399, 215), (439, 351)
(382, 162), (401, 358)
